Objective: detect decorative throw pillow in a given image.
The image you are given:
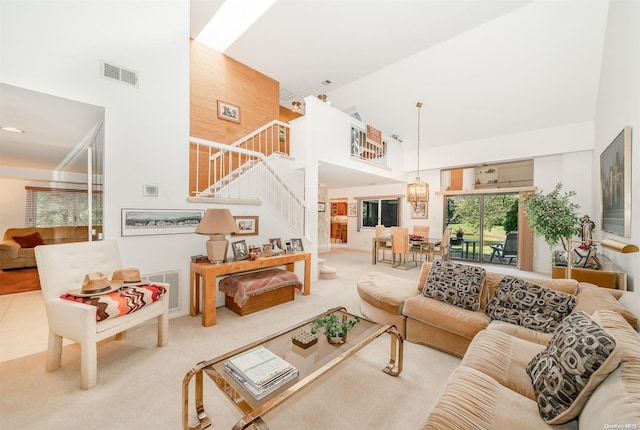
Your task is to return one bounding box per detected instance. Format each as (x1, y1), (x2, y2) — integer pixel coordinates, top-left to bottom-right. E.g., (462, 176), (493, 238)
(422, 261), (486, 311)
(12, 232), (45, 248)
(485, 275), (576, 333)
(526, 311), (622, 424)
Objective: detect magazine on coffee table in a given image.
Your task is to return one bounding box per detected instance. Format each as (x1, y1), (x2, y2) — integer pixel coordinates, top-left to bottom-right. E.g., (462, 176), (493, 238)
(224, 346), (298, 399)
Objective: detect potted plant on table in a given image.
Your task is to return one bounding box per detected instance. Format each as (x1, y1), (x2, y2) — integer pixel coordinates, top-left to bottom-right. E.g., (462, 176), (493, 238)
(523, 183), (581, 265)
(311, 314), (360, 346)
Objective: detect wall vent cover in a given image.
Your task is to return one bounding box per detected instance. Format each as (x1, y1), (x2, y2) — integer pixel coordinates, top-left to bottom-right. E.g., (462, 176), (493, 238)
(100, 60), (139, 88)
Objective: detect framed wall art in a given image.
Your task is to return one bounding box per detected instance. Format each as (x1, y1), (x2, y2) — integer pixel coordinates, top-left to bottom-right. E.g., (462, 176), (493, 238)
(411, 202), (428, 219)
(348, 203), (357, 217)
(232, 216), (258, 236)
(217, 100), (240, 123)
(121, 209), (204, 236)
(600, 126), (632, 237)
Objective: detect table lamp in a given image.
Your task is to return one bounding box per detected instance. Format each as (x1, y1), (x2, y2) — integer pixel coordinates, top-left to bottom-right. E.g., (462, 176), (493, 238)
(195, 209), (239, 263)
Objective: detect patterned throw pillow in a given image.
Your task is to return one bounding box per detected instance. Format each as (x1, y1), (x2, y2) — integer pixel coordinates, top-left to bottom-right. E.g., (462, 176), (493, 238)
(422, 261), (486, 311)
(485, 275), (576, 333)
(526, 311), (622, 424)
(12, 232), (45, 248)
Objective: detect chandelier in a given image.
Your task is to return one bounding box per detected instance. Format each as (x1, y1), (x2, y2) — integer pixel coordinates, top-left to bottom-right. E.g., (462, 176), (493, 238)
(406, 102), (429, 210)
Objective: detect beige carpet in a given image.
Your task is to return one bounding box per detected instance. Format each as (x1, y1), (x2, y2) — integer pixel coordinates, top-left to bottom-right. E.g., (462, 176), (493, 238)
(0, 249), (465, 429)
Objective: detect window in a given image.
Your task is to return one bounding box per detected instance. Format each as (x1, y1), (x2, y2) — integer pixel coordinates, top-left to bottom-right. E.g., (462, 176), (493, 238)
(25, 187), (103, 227)
(360, 198), (399, 228)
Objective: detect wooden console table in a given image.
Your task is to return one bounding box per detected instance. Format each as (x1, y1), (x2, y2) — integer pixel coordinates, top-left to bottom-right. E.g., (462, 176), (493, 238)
(190, 252), (311, 327)
(551, 253), (627, 290)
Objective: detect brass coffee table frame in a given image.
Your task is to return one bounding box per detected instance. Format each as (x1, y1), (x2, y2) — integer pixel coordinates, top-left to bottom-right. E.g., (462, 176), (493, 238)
(182, 307), (403, 430)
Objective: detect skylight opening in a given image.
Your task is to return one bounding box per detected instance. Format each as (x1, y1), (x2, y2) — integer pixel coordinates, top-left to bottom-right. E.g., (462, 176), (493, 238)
(195, 0), (278, 53)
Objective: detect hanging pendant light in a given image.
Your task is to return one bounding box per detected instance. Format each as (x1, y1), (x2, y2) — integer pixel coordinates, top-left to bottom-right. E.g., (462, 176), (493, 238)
(406, 102), (429, 210)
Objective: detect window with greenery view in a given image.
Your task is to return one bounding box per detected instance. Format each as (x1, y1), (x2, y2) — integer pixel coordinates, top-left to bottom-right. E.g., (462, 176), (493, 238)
(25, 187), (103, 227)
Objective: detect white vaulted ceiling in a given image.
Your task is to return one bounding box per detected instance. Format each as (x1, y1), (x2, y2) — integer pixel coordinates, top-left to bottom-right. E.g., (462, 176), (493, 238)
(0, 1), (612, 185)
(191, 0), (609, 157)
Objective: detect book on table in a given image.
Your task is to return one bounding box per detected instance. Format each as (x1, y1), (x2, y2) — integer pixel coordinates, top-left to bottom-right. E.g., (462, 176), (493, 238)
(224, 346), (298, 400)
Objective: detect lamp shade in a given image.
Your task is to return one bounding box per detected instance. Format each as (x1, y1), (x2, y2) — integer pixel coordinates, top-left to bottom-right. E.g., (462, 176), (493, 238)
(196, 209), (238, 263)
(195, 209), (238, 235)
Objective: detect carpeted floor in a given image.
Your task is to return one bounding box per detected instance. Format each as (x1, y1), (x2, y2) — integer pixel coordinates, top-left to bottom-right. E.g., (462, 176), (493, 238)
(0, 249), (464, 429)
(0, 267), (40, 295)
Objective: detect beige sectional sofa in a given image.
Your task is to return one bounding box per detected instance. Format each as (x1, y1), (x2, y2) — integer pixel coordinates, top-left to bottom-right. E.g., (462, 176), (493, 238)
(0, 226), (99, 269)
(358, 261), (640, 429)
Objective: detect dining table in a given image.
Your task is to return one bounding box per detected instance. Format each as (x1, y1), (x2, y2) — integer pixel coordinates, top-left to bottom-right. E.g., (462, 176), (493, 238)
(371, 236), (441, 265)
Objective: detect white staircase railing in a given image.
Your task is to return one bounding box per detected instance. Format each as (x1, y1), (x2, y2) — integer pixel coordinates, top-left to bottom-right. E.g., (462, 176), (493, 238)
(189, 136), (306, 236)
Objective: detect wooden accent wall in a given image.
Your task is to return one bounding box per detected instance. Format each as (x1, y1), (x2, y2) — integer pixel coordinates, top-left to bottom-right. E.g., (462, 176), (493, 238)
(518, 191), (534, 271)
(190, 40), (281, 195)
(190, 40), (280, 143)
(450, 169), (463, 191)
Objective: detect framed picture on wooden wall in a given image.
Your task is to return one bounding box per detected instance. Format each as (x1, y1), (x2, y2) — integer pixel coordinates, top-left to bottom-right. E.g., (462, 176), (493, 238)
(217, 100), (240, 123)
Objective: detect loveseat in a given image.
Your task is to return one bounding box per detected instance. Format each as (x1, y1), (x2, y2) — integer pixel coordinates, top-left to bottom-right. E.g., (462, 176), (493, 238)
(0, 226), (100, 270)
(358, 261), (640, 429)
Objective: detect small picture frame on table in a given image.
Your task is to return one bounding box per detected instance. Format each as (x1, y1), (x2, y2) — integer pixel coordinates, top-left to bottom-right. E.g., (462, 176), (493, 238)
(231, 240), (249, 261)
(291, 238), (304, 252)
(269, 238), (283, 254)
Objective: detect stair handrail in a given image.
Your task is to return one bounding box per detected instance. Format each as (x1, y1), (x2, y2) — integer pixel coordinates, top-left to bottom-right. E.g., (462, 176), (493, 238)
(190, 136), (306, 233)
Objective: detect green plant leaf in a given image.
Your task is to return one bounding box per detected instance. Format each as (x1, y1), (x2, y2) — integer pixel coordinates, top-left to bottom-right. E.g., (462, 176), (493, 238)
(523, 183), (581, 251)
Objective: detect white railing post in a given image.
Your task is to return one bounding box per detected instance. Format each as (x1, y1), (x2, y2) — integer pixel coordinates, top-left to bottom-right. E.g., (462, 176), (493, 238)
(189, 133), (305, 237)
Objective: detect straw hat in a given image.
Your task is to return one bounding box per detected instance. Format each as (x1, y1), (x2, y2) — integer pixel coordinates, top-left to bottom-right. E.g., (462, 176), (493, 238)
(111, 268), (149, 286)
(67, 272), (123, 297)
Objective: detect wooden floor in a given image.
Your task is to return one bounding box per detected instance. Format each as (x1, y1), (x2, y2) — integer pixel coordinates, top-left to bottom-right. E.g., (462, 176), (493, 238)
(0, 268), (40, 295)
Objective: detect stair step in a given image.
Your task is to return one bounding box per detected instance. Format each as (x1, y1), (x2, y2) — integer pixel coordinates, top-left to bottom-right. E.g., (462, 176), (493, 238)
(319, 264), (338, 280)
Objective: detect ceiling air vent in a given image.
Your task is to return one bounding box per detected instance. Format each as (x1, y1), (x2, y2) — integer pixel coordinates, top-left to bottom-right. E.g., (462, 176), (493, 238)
(100, 60), (139, 88)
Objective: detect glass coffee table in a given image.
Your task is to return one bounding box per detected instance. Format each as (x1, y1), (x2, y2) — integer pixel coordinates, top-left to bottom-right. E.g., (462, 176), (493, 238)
(182, 306), (403, 430)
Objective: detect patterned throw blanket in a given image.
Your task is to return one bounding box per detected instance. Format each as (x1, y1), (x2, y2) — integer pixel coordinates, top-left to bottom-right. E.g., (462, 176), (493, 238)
(219, 268), (302, 307)
(60, 284), (166, 321)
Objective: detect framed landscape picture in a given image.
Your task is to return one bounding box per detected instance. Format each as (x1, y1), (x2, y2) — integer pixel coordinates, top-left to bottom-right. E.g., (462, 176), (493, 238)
(600, 126), (632, 237)
(121, 209), (204, 236)
(232, 216), (258, 236)
(217, 100), (240, 123)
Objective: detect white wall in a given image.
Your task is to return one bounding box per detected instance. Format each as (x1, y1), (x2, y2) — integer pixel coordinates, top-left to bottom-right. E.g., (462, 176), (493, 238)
(1, 0), (197, 315)
(593, 0), (640, 291)
(0, 178), (30, 233)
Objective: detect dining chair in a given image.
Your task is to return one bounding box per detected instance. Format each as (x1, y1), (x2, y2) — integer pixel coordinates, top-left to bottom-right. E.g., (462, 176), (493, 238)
(35, 240), (169, 389)
(375, 225), (392, 263)
(430, 228), (452, 262)
(490, 231), (518, 264)
(390, 227), (417, 269)
(411, 225), (431, 262)
(412, 225), (430, 238)
(449, 236), (464, 259)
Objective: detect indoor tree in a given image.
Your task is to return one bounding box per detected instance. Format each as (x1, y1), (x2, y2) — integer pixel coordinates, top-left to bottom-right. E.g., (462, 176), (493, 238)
(523, 183), (581, 251)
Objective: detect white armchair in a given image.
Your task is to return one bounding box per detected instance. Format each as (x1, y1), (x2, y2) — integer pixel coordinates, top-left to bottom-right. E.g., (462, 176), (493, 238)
(35, 240), (169, 389)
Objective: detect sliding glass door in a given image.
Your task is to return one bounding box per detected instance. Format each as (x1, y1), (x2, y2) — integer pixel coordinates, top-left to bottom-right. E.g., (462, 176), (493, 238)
(445, 193), (519, 265)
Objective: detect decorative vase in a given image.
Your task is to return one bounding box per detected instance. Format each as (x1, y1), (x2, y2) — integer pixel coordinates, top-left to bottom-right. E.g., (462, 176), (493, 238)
(326, 334), (347, 346)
